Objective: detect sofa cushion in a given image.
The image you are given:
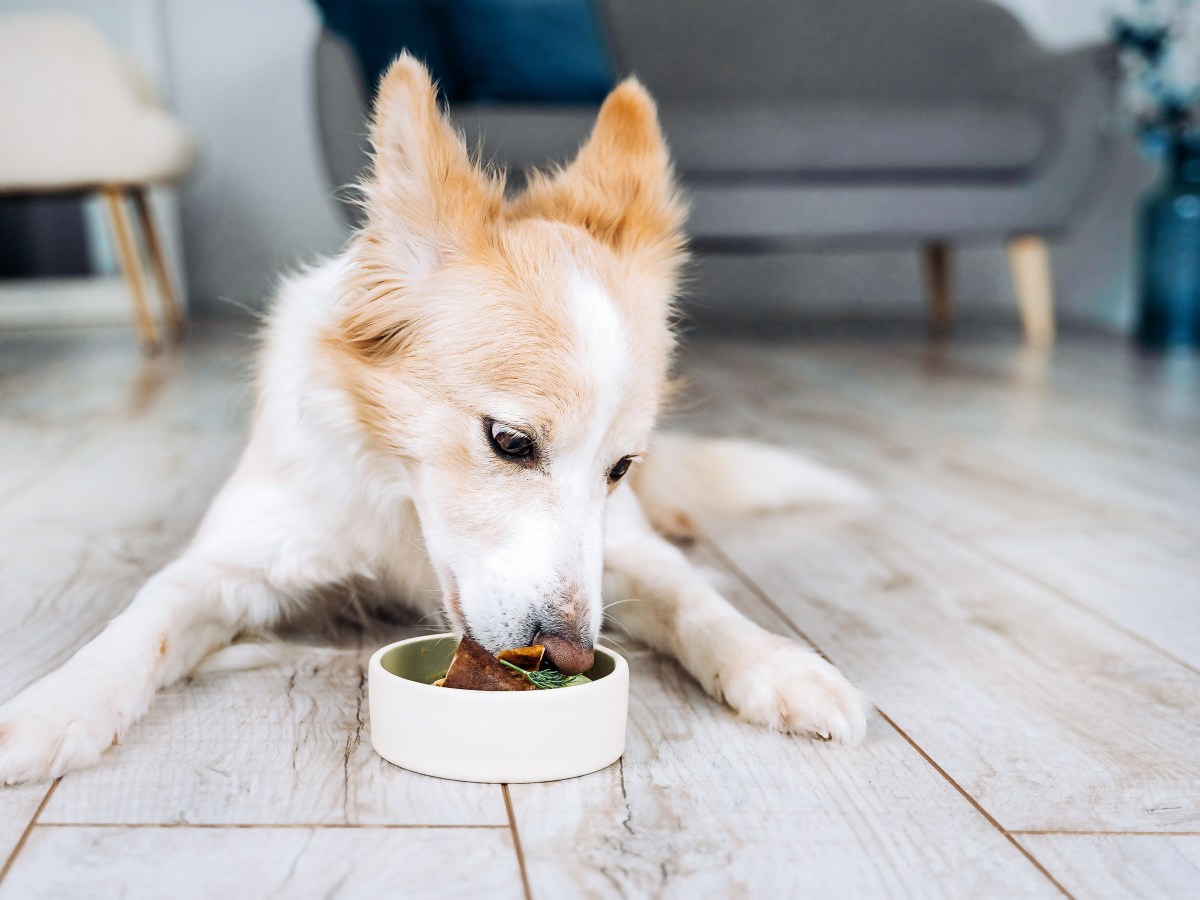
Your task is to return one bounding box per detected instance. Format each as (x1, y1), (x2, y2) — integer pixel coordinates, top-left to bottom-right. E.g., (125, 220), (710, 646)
(315, 0), (614, 103)
(445, 0), (614, 103)
(453, 102), (1049, 182)
(662, 104), (1049, 180)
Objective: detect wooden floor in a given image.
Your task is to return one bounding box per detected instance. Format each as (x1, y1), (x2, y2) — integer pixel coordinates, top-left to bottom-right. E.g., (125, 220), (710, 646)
(0, 322), (1198, 899)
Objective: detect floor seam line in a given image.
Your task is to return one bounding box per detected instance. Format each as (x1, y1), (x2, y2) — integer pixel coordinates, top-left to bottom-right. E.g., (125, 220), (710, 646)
(698, 536), (832, 663)
(502, 784), (533, 900)
(915, 516), (1200, 679)
(881, 711), (1075, 899)
(701, 534), (1075, 899)
(33, 822), (510, 829)
(1010, 830), (1200, 837)
(0, 778), (60, 887)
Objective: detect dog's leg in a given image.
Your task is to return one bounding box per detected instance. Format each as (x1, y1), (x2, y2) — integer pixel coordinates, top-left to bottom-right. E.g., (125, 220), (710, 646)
(603, 487), (869, 744)
(0, 472), (334, 784)
(0, 547), (290, 784)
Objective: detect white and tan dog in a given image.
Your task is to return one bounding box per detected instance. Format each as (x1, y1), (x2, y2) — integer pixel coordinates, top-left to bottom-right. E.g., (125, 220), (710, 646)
(0, 58), (868, 784)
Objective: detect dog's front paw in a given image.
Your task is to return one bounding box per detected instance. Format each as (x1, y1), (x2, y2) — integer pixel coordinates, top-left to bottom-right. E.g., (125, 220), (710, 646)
(716, 637), (869, 745)
(0, 681), (124, 784)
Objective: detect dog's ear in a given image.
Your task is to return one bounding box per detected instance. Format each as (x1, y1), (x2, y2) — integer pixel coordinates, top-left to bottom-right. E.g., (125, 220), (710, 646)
(337, 55), (504, 362)
(511, 79), (687, 265)
(362, 54), (502, 273)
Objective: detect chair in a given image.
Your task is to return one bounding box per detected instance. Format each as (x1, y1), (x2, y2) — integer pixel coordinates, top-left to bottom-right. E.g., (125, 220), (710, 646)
(0, 12), (197, 353)
(314, 0), (1117, 346)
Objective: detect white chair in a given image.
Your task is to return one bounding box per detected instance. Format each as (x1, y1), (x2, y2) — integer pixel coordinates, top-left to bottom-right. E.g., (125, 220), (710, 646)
(0, 12), (197, 353)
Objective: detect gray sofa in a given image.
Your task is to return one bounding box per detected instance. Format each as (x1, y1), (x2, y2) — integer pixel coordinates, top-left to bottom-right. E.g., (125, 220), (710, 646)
(315, 0), (1117, 344)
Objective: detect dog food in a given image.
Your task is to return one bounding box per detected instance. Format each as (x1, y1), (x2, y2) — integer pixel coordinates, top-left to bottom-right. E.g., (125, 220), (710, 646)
(435, 636), (591, 691)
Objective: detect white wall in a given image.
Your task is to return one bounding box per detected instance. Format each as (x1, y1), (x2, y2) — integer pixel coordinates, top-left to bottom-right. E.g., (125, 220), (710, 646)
(161, 0), (347, 314)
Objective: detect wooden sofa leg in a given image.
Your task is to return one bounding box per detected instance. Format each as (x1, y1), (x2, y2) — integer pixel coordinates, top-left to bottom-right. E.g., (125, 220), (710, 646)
(132, 188), (186, 341)
(1007, 235), (1055, 347)
(102, 187), (158, 354)
(921, 242), (953, 335)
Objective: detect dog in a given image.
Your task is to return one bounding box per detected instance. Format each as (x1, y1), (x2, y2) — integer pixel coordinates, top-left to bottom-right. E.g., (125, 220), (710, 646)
(0, 57), (868, 784)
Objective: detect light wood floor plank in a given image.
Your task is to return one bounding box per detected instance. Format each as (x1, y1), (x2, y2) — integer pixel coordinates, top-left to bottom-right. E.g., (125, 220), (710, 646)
(41, 643), (508, 826)
(0, 825), (523, 900)
(977, 529), (1200, 672)
(509, 650), (1058, 898)
(674, 337), (1200, 720)
(0, 367), (247, 538)
(0, 784), (51, 875)
(705, 514), (1200, 833)
(513, 544), (1060, 897)
(0, 324), (250, 536)
(0, 424), (88, 511)
(1017, 834), (1200, 899)
(813, 340), (1200, 535)
(0, 531), (177, 699)
(4, 325), (1198, 893)
(683, 338), (1200, 539)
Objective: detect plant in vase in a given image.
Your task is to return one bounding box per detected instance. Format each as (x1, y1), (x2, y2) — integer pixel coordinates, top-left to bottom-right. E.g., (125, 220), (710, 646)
(1113, 0), (1200, 347)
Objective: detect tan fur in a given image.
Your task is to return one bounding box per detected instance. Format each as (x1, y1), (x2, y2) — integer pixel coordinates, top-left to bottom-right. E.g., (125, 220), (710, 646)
(321, 56), (688, 488)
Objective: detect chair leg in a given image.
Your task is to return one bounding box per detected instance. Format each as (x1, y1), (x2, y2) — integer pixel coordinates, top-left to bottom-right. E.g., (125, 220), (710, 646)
(131, 187), (186, 341)
(921, 241), (953, 335)
(101, 187), (158, 354)
(1007, 235), (1055, 347)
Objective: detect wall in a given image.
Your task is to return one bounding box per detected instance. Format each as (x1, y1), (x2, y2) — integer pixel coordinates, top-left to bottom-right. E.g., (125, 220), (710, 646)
(161, 0), (347, 314)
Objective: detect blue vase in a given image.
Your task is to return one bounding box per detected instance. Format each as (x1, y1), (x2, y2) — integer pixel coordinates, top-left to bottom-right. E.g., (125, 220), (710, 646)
(1137, 137), (1200, 348)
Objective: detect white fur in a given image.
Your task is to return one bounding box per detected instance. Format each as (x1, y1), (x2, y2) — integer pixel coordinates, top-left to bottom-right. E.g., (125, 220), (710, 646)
(569, 272), (630, 429)
(0, 253), (870, 784)
(633, 433), (876, 539)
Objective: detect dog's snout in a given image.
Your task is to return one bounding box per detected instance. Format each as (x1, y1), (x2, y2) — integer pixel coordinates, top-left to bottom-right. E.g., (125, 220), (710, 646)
(534, 629), (594, 676)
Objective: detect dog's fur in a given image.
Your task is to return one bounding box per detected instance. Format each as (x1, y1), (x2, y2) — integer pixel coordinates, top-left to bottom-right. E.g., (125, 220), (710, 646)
(0, 58), (868, 784)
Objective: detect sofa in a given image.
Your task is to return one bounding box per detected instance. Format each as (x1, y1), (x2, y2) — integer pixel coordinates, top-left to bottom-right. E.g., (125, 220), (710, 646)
(314, 0), (1117, 345)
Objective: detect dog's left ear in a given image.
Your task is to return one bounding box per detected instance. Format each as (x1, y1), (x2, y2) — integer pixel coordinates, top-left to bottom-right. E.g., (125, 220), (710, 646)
(511, 79), (687, 269)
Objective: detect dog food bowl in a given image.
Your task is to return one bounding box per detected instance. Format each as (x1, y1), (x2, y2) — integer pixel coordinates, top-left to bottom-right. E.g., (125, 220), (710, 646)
(368, 632), (629, 783)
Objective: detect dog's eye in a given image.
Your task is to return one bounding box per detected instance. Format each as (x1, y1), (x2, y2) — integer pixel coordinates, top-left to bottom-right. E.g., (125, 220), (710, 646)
(488, 421), (535, 460)
(608, 456), (636, 484)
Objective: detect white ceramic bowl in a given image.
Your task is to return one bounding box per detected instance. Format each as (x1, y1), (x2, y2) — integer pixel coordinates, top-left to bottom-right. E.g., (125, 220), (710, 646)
(368, 632), (629, 783)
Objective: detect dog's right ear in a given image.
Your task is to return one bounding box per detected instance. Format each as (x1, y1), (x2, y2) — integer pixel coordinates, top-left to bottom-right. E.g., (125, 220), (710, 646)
(361, 54), (502, 276)
(336, 56), (504, 362)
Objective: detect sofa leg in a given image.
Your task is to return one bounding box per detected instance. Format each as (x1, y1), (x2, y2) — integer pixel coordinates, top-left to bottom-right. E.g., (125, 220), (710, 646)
(921, 242), (953, 335)
(1007, 235), (1055, 347)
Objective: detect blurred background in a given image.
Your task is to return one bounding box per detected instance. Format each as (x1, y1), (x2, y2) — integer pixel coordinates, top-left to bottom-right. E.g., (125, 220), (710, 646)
(0, 0), (1183, 341)
(3, 6), (1200, 896)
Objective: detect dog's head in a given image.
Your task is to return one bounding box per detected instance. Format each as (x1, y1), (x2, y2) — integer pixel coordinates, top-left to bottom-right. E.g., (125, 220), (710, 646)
(325, 56), (686, 672)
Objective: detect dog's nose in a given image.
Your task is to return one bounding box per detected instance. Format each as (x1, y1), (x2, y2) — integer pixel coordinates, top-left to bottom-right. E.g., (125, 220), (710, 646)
(534, 630), (594, 676)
